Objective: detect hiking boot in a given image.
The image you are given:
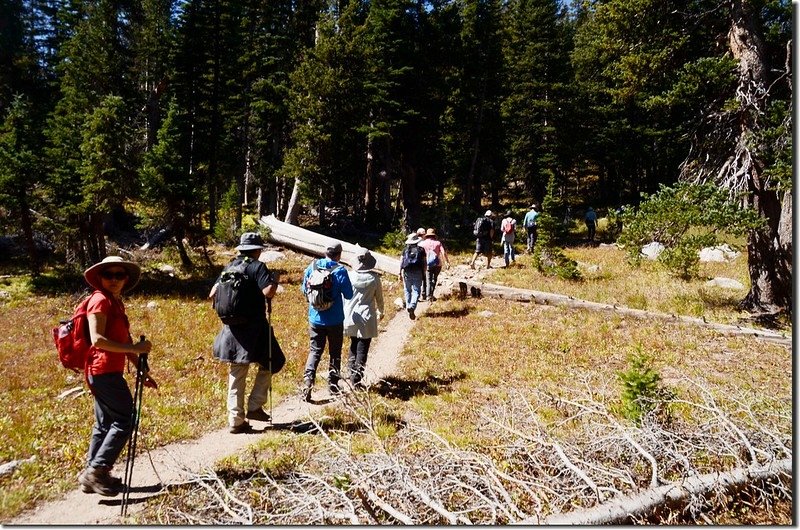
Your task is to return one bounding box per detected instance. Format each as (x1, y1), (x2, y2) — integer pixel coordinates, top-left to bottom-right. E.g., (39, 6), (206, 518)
(79, 466), (119, 497)
(79, 467), (122, 493)
(328, 383), (341, 395)
(302, 384), (313, 402)
(408, 308), (415, 320)
(229, 421), (253, 434)
(246, 408), (271, 422)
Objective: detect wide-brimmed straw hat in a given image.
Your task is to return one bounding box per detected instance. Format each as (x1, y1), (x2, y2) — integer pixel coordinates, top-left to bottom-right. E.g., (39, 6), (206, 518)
(424, 228), (437, 238)
(405, 233), (423, 245)
(355, 248), (377, 272)
(84, 256), (142, 293)
(236, 232), (265, 251)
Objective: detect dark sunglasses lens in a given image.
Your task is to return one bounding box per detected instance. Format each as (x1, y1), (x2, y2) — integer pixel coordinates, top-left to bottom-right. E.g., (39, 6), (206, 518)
(101, 271), (128, 280)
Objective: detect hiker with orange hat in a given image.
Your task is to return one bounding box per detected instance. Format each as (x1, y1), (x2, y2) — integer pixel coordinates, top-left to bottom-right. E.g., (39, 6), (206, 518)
(78, 256), (157, 497)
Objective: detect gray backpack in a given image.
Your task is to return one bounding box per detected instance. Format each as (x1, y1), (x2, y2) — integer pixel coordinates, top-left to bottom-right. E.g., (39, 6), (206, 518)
(305, 262), (339, 311)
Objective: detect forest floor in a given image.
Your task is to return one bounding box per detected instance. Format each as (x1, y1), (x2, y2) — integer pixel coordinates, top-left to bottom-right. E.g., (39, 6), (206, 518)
(10, 260), (497, 524)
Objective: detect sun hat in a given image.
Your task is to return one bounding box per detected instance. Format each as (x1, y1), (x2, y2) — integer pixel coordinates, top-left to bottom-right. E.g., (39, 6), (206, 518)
(405, 233), (423, 245)
(236, 232), (265, 251)
(484, 210), (493, 217)
(355, 248), (377, 272)
(416, 227), (426, 236)
(84, 256), (142, 293)
(424, 228), (437, 238)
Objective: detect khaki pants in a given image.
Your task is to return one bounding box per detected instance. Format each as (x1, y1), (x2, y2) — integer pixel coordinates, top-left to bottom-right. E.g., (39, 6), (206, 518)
(227, 363), (271, 427)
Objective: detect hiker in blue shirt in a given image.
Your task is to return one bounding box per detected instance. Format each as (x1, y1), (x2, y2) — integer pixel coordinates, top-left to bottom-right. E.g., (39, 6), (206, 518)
(300, 240), (353, 401)
(522, 204), (540, 252)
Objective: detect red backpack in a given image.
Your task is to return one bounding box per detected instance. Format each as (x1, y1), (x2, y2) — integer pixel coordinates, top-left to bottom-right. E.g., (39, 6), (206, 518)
(53, 295), (93, 373)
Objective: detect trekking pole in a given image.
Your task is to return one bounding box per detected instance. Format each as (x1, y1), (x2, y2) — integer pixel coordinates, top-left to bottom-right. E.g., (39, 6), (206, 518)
(266, 298), (273, 421)
(121, 336), (148, 517)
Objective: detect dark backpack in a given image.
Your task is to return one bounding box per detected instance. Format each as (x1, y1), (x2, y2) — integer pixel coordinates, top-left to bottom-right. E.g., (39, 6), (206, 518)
(473, 216), (492, 238)
(53, 295), (93, 373)
(213, 257), (252, 325)
(401, 244), (424, 269)
(306, 261), (339, 311)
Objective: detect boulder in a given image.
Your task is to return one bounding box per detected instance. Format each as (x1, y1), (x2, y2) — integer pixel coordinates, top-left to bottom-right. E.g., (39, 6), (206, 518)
(259, 250), (285, 263)
(704, 277), (745, 290)
(640, 242), (665, 260)
(698, 244), (740, 262)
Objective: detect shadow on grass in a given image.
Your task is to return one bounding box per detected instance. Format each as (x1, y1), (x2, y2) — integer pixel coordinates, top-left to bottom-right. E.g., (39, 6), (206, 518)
(424, 307), (471, 318)
(372, 373), (467, 401)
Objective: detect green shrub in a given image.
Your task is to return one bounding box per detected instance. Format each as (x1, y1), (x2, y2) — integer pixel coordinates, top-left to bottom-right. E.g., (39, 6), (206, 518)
(617, 349), (672, 425)
(532, 173), (582, 281)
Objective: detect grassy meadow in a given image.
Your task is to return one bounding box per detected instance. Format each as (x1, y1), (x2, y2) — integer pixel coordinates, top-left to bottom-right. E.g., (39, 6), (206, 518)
(0, 231), (791, 523)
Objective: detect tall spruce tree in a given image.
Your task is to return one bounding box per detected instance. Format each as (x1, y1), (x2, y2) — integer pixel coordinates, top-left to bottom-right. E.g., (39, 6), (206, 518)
(44, 0), (138, 265)
(501, 0), (572, 201)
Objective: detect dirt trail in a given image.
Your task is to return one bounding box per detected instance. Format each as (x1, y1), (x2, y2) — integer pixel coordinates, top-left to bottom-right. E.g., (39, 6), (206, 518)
(11, 294), (434, 525)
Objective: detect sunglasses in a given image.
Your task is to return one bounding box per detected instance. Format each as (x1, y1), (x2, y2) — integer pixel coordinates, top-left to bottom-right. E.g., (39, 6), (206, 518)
(100, 270), (129, 281)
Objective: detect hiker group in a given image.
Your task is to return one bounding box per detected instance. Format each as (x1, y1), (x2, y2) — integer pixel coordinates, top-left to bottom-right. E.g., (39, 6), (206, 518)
(469, 204), (540, 269)
(61, 203), (600, 498)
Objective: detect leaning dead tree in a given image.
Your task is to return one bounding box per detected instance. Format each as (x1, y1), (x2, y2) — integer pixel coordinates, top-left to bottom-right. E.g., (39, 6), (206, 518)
(144, 378), (791, 525)
(680, 0), (792, 315)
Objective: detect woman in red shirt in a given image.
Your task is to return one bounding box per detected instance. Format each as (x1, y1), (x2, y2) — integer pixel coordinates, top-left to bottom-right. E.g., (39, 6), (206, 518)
(78, 256), (157, 496)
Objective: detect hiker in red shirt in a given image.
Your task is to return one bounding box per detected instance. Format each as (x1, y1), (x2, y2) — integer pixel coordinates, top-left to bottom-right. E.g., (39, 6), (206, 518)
(78, 257), (157, 496)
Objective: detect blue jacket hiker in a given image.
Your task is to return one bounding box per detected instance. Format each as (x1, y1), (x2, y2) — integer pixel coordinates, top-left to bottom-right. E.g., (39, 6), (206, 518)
(300, 240), (354, 401)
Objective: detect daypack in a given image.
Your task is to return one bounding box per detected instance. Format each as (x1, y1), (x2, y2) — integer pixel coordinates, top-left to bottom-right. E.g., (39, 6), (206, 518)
(213, 257), (252, 325)
(53, 296), (93, 373)
(473, 216), (492, 238)
(501, 218), (515, 234)
(306, 261), (339, 311)
(401, 245), (424, 270)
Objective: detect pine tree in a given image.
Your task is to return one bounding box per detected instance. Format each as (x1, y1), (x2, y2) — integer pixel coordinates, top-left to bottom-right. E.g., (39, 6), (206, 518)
(501, 0), (572, 201)
(532, 172), (581, 280)
(0, 96), (42, 272)
(140, 99), (197, 267)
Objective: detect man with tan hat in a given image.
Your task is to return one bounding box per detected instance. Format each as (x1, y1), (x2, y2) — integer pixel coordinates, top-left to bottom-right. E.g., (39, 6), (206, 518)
(523, 203), (540, 252)
(210, 232), (285, 433)
(470, 210), (495, 269)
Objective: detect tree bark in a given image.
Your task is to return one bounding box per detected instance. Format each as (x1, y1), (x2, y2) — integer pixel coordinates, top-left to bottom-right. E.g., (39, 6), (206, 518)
(726, 0), (791, 314)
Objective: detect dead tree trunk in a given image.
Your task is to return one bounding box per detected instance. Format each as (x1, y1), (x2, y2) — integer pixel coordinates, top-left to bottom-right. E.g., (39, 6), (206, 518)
(536, 458), (791, 525)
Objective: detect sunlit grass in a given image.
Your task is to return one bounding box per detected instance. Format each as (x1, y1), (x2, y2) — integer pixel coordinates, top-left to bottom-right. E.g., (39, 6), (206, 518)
(487, 243), (757, 326)
(1, 239), (790, 523)
(395, 297), (790, 448)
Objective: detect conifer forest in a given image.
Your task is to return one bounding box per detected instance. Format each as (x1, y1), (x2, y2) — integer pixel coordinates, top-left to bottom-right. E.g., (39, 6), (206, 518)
(0, 0), (792, 312)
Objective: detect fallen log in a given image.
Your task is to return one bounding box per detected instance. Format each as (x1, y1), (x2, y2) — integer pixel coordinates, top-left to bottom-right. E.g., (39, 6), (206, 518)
(259, 215), (790, 347)
(451, 279), (791, 347)
(260, 215), (401, 275)
(519, 458), (792, 525)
